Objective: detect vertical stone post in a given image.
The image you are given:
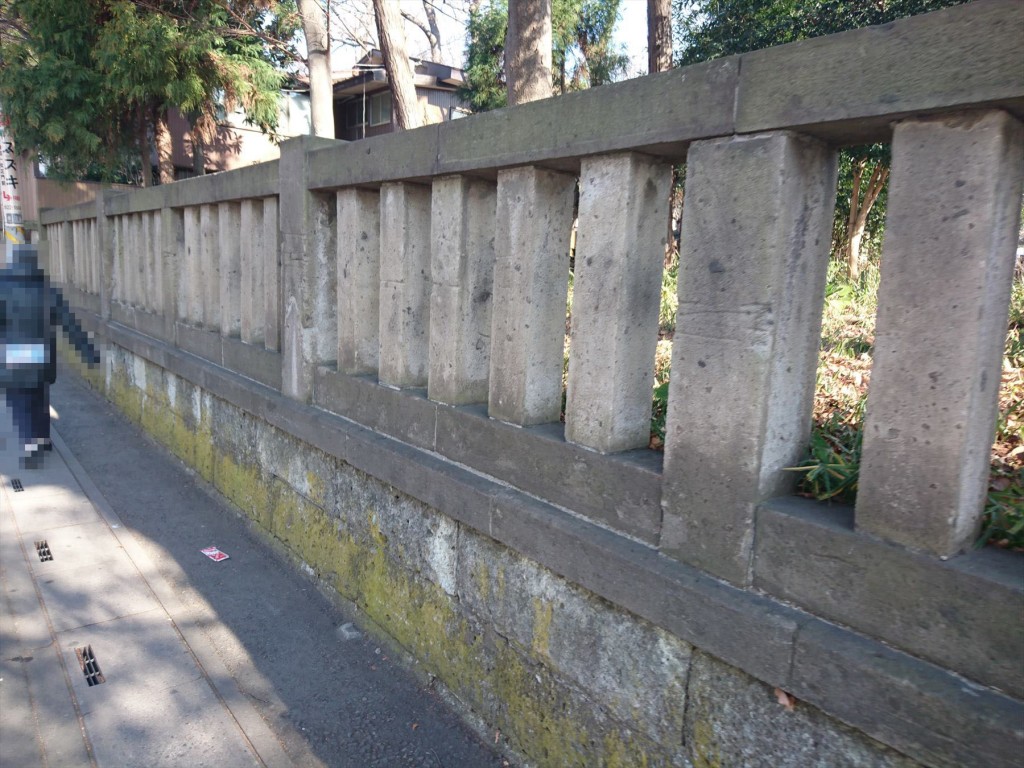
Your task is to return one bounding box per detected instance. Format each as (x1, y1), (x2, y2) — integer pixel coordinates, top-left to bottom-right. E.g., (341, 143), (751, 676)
(337, 188), (381, 374)
(428, 175), (497, 405)
(660, 132), (837, 586)
(279, 136), (339, 401)
(97, 192), (116, 322)
(240, 199), (266, 345)
(378, 182), (432, 388)
(160, 206), (183, 342)
(60, 220), (73, 287)
(219, 201), (242, 337)
(199, 204), (220, 331)
(181, 207), (203, 326)
(857, 110), (1024, 556)
(565, 152), (671, 453)
(150, 210), (163, 317)
(90, 219), (100, 296)
(126, 215), (139, 306)
(141, 212), (154, 311)
(110, 216), (124, 307)
(263, 196), (281, 351)
(488, 167), (576, 425)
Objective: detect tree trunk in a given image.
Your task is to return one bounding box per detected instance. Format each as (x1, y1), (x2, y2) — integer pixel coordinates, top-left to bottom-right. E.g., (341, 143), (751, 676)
(845, 159), (888, 282)
(647, 0), (672, 74)
(373, 0), (422, 130)
(507, 0), (553, 106)
(154, 109), (174, 185)
(138, 106), (152, 188)
(422, 0), (441, 60)
(298, 0), (335, 138)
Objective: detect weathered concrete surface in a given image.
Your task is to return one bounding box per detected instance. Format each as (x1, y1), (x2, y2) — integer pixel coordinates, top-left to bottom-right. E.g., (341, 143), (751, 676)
(566, 152), (671, 453)
(685, 652), (918, 768)
(218, 201), (242, 337)
(278, 136), (339, 402)
(239, 199), (265, 345)
(200, 204), (220, 331)
(61, 324), (1024, 768)
(379, 182), (432, 388)
(428, 175), (497, 405)
(856, 110), (1024, 556)
(488, 166), (576, 425)
(337, 188), (381, 375)
(755, 497), (1024, 699)
(661, 131), (837, 586)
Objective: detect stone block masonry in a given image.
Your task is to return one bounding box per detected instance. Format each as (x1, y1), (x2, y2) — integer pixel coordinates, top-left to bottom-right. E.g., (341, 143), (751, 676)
(43, 3), (1024, 766)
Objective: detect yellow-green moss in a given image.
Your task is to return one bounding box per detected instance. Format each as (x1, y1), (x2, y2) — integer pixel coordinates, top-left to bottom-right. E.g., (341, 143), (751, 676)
(66, 344), (674, 768)
(690, 718), (723, 768)
(532, 597), (554, 659)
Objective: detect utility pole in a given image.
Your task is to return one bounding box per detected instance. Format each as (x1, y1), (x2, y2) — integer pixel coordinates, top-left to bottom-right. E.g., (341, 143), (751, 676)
(0, 105), (27, 247)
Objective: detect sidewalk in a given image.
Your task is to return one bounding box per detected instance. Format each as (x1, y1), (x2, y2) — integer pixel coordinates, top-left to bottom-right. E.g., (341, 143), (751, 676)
(0, 369), (507, 768)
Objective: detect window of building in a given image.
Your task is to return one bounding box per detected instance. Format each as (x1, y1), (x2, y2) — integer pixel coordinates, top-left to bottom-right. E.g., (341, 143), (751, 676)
(369, 92), (392, 127)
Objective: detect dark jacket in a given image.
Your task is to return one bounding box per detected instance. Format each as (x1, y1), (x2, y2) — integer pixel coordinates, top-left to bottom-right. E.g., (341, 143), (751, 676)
(1, 244), (99, 388)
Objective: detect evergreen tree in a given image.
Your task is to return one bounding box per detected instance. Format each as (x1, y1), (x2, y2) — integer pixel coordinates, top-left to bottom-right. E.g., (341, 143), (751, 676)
(0, 0), (295, 184)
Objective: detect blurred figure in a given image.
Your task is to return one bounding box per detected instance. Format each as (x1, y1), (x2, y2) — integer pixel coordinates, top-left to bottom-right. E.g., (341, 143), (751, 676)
(1, 243), (99, 468)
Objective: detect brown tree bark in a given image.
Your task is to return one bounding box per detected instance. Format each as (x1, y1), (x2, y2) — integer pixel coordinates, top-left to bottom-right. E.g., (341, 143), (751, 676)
(373, 0), (423, 130)
(298, 0), (335, 137)
(507, 0), (553, 105)
(403, 0), (441, 60)
(154, 109), (174, 185)
(137, 105), (152, 188)
(647, 0), (672, 74)
(845, 159), (888, 281)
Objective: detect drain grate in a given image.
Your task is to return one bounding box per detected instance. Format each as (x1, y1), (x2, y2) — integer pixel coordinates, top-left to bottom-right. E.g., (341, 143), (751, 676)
(75, 646), (105, 686)
(11, 479), (24, 492)
(35, 541), (53, 562)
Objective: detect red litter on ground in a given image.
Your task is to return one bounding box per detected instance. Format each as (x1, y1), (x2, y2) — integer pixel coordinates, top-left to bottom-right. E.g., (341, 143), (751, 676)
(201, 546), (230, 562)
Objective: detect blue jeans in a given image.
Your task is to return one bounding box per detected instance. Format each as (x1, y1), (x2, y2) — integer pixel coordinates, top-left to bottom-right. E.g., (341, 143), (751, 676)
(5, 384), (49, 449)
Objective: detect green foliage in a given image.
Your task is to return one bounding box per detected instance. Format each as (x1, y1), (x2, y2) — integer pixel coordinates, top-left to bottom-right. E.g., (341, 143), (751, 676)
(674, 0), (972, 67)
(461, 0), (629, 113)
(460, 1), (509, 112)
(0, 0), (292, 181)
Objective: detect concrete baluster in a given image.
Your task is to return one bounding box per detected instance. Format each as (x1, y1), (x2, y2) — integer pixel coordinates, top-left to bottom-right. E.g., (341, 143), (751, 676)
(160, 207), (182, 341)
(661, 132), (838, 586)
(151, 210), (164, 317)
(279, 136), (338, 401)
(142, 212), (154, 311)
(488, 167), (576, 425)
(378, 182), (432, 388)
(428, 175), (497, 405)
(857, 110), (1024, 556)
(200, 204), (220, 331)
(219, 202), (242, 337)
(97, 193), (116, 322)
(129, 215), (140, 306)
(337, 188), (381, 374)
(181, 207), (203, 325)
(110, 217), (123, 306)
(240, 199), (265, 345)
(263, 196), (280, 352)
(566, 152), (671, 453)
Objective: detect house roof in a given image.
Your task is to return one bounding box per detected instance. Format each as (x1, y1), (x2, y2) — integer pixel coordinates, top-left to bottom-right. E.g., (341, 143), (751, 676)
(332, 49), (465, 99)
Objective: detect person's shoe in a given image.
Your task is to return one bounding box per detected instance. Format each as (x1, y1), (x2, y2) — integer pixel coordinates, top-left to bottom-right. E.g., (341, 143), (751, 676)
(19, 442), (45, 470)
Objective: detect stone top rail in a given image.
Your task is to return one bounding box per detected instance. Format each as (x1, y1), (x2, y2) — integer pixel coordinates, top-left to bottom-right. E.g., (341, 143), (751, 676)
(35, 4), (1024, 760)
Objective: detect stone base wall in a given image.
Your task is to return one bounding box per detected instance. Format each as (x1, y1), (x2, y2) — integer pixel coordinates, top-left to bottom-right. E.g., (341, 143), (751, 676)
(61, 338), (922, 768)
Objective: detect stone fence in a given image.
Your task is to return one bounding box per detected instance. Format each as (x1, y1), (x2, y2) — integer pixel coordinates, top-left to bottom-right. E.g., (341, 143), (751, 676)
(40, 2), (1024, 765)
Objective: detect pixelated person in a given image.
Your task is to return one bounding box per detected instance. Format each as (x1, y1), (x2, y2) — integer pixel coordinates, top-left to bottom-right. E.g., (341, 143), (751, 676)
(1, 243), (99, 468)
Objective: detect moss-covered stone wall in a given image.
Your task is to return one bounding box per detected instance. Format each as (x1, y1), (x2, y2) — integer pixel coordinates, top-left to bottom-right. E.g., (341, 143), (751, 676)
(62, 342), (920, 767)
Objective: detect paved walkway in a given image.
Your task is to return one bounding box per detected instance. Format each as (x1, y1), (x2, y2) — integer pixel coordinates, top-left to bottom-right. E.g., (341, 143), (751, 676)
(0, 370), (507, 768)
